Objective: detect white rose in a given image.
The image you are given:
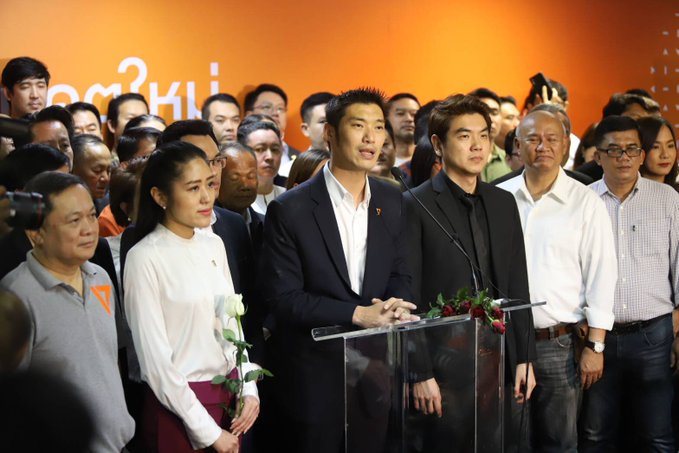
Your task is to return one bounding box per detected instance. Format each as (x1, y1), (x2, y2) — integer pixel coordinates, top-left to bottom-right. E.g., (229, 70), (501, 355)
(224, 293), (245, 318)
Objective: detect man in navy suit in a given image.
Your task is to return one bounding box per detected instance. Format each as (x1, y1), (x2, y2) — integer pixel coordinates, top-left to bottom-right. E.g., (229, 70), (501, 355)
(259, 88), (418, 453)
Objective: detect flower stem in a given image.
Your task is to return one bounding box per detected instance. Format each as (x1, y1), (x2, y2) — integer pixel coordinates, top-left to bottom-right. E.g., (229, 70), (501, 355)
(236, 315), (244, 419)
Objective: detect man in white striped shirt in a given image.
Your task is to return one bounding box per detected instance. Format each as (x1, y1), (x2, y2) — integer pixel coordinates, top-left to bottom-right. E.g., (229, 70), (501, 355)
(580, 115), (679, 451)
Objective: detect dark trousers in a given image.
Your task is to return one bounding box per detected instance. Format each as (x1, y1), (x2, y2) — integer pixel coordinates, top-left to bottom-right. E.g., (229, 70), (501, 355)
(580, 315), (675, 452)
(529, 333), (581, 453)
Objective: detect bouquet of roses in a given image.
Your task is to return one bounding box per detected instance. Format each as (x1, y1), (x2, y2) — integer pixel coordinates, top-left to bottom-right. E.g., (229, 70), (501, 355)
(425, 288), (505, 334)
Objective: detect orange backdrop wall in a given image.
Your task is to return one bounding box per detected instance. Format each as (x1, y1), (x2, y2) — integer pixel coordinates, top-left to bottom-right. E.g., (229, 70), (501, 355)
(2, 0), (677, 149)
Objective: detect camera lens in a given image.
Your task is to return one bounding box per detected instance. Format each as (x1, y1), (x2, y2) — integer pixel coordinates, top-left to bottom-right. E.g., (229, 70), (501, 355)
(5, 192), (45, 230)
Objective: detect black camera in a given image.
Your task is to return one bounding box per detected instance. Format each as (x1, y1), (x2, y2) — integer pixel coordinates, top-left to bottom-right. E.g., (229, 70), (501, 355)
(2, 191), (45, 230)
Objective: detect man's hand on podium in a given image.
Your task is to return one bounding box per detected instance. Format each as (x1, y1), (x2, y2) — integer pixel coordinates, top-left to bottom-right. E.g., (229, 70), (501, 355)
(412, 378), (442, 417)
(514, 362), (536, 404)
(352, 298), (419, 328)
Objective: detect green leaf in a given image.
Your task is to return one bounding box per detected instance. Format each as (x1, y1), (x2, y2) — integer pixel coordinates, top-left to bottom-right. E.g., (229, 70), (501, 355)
(244, 370), (262, 382)
(225, 379), (241, 394)
(222, 329), (237, 342)
(426, 307), (441, 319)
(211, 375), (226, 385)
(260, 368), (273, 377)
(436, 293), (445, 307)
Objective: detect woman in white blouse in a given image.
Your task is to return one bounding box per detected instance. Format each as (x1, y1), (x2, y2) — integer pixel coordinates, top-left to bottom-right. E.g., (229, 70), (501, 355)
(124, 141), (259, 453)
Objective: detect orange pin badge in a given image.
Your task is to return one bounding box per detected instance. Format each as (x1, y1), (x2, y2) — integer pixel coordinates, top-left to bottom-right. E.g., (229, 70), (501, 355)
(376, 208), (382, 216)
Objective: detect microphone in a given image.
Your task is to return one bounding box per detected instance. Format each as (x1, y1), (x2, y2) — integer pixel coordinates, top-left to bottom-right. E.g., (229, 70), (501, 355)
(390, 167), (479, 295)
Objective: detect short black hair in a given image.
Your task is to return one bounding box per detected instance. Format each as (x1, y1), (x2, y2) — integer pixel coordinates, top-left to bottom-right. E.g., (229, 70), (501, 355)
(300, 92), (335, 123)
(201, 93), (241, 120)
(106, 93), (149, 128)
(387, 93), (420, 113)
(116, 127), (161, 163)
(17, 105), (75, 148)
(239, 113), (277, 128)
(66, 102), (102, 127)
(500, 96), (517, 106)
(625, 88), (653, 99)
(237, 121), (281, 145)
(410, 135), (438, 188)
(593, 115), (640, 148)
(109, 165), (139, 227)
(504, 128), (517, 156)
(0, 144), (70, 191)
(123, 114), (166, 132)
(602, 93), (660, 118)
(71, 134), (106, 166)
(429, 94), (492, 144)
(325, 87), (386, 131)
(1, 57), (50, 90)
(158, 119), (218, 146)
(468, 88), (502, 106)
(23, 171), (89, 225)
(244, 83), (288, 112)
(414, 100), (441, 143)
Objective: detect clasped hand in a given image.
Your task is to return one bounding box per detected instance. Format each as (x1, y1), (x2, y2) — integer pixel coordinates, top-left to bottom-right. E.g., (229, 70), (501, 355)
(353, 297), (420, 328)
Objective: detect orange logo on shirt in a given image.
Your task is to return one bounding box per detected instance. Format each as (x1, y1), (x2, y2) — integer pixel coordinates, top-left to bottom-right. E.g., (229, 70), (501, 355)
(91, 285), (112, 315)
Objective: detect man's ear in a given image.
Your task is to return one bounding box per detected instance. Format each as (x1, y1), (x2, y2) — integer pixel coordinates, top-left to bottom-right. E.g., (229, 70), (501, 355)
(150, 187), (167, 210)
(106, 119), (116, 135)
(300, 122), (310, 138)
(25, 227), (44, 248)
(2, 86), (12, 103)
(593, 150), (602, 167)
(324, 123), (335, 145)
(430, 134), (443, 159)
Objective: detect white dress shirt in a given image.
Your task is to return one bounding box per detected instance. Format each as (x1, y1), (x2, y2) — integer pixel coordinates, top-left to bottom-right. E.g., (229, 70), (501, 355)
(323, 164), (371, 295)
(497, 168), (617, 330)
(252, 185), (286, 215)
(124, 224), (259, 449)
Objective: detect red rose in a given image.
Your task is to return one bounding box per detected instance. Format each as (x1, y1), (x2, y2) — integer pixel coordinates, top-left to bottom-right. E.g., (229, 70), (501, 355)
(441, 305), (455, 317)
(460, 301), (471, 313)
(492, 307), (504, 320)
(470, 307), (485, 319)
(492, 320), (506, 334)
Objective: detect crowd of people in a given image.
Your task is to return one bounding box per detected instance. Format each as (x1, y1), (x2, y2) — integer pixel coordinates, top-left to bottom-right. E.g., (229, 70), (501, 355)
(0, 55), (677, 453)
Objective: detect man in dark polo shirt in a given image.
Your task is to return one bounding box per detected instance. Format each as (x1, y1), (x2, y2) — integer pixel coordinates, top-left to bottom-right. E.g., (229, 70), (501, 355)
(0, 171), (134, 452)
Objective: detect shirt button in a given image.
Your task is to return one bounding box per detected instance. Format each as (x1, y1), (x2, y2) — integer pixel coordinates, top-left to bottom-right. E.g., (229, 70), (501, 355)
(622, 277), (627, 282)
(621, 254), (625, 259)
(620, 230), (624, 235)
(623, 304), (627, 309)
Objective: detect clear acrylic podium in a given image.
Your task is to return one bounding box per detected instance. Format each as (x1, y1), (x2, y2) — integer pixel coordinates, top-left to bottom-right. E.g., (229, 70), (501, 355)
(313, 315), (505, 453)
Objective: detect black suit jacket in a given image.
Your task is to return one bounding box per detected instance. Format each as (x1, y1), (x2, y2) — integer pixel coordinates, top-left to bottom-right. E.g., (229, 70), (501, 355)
(259, 171), (412, 424)
(405, 171), (537, 382)
(212, 207), (264, 363)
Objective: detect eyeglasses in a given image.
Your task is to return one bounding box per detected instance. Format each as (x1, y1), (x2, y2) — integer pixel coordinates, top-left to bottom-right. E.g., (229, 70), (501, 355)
(596, 145), (643, 158)
(208, 156), (228, 169)
(253, 103), (287, 115)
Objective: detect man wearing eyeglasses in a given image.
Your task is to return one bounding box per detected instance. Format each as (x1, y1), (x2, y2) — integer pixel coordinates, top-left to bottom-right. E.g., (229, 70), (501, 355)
(497, 110), (617, 452)
(244, 84), (301, 179)
(580, 115), (679, 451)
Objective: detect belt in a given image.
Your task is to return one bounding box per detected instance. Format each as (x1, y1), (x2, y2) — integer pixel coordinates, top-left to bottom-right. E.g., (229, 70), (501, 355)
(534, 323), (576, 341)
(610, 313), (671, 336)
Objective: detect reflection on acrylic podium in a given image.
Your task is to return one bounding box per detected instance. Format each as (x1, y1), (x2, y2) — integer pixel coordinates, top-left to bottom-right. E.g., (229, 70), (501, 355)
(313, 315), (505, 453)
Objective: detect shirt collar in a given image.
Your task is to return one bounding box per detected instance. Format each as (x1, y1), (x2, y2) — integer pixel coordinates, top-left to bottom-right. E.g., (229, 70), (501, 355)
(516, 167), (569, 204)
(592, 173), (643, 200)
(323, 163), (371, 209)
(26, 251), (97, 291)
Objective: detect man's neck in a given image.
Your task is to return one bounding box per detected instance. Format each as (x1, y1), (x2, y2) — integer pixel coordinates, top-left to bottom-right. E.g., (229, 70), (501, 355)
(523, 167), (560, 201)
(31, 249), (83, 294)
(603, 174), (638, 202)
(444, 168), (478, 194)
(395, 140), (415, 160)
(329, 163), (367, 208)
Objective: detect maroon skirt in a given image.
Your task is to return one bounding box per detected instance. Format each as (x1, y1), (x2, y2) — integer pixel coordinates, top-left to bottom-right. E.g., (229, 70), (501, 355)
(142, 368), (238, 453)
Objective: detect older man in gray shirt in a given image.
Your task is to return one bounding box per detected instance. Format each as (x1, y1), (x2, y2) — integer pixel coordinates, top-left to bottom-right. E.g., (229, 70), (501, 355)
(1, 171), (134, 452)
(580, 116), (679, 451)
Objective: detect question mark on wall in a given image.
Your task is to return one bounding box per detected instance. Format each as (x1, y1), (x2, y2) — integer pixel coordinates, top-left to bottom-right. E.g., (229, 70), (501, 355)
(118, 57), (148, 93)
